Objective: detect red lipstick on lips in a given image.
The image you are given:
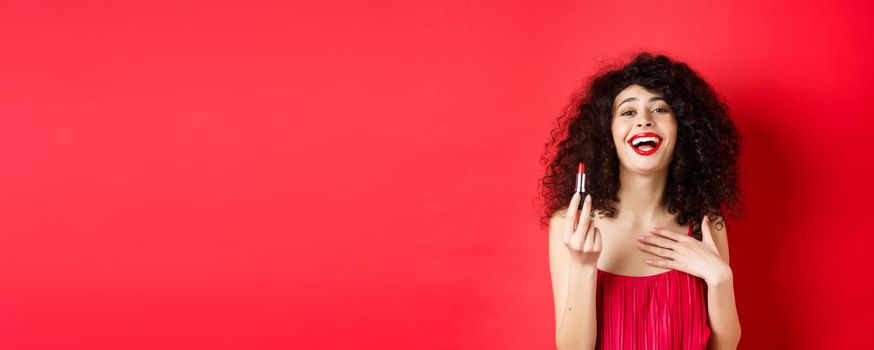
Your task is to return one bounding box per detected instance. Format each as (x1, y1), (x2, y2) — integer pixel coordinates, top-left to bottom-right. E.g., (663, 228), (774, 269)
(628, 132), (663, 156)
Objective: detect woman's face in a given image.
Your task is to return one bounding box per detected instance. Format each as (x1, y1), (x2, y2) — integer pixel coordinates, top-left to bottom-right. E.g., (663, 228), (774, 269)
(611, 84), (678, 174)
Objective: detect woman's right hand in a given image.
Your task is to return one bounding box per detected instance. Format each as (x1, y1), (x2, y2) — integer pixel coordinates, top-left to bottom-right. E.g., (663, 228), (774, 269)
(563, 193), (602, 267)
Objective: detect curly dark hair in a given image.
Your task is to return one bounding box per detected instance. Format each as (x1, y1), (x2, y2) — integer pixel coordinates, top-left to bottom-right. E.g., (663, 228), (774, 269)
(536, 51), (743, 241)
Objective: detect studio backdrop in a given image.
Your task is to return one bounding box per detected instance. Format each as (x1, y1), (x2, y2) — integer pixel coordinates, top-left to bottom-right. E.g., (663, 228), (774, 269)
(0, 0), (872, 349)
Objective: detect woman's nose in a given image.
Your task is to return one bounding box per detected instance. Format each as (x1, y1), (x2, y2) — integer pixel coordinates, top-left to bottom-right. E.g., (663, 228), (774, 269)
(637, 120), (653, 127)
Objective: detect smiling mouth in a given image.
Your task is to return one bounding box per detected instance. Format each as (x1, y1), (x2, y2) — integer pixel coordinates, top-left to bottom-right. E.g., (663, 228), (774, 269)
(628, 134), (663, 156)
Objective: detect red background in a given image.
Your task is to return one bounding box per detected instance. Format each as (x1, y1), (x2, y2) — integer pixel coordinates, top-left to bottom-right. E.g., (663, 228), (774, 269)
(1, 0), (872, 349)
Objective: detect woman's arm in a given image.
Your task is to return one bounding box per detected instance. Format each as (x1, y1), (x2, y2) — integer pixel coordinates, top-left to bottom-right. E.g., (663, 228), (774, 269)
(557, 264), (598, 350)
(548, 209), (598, 350)
(707, 273), (741, 349)
(705, 218), (741, 350)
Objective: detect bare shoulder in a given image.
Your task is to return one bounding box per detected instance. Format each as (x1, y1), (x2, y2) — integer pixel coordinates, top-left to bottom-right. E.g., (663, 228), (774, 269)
(706, 215), (731, 264)
(550, 207), (570, 227)
(709, 215), (729, 232)
(547, 207), (570, 250)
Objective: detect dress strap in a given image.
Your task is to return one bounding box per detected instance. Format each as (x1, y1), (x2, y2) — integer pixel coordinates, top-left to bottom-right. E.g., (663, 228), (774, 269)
(687, 224), (693, 236)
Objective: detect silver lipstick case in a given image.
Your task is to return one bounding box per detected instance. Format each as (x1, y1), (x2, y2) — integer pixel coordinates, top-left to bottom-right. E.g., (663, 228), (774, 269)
(575, 172), (586, 193)
(576, 172), (586, 209)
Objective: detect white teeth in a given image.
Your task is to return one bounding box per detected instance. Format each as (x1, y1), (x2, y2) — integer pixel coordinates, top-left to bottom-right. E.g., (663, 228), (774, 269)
(631, 136), (661, 146)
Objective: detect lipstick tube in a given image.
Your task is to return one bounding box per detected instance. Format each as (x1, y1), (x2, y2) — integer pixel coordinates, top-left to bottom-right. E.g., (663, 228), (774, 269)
(576, 162), (586, 209)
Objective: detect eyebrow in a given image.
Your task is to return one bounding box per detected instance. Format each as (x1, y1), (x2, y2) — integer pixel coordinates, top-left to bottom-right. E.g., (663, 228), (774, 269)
(615, 96), (667, 111)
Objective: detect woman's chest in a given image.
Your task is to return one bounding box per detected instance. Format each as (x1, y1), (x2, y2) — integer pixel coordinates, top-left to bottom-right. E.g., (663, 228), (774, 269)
(592, 215), (690, 276)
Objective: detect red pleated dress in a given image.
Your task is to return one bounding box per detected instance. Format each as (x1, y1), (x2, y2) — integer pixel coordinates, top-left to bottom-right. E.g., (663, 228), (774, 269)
(595, 224), (711, 349)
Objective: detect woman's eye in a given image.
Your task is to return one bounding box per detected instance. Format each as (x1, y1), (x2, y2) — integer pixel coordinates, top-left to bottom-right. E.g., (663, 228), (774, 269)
(653, 107), (669, 113)
(621, 110), (634, 116)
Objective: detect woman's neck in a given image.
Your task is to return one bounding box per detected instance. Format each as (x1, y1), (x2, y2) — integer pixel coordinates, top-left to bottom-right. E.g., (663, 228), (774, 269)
(615, 166), (671, 225)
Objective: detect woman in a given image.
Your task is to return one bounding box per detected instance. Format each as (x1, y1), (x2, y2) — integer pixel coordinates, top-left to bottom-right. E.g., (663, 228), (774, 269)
(540, 52), (742, 349)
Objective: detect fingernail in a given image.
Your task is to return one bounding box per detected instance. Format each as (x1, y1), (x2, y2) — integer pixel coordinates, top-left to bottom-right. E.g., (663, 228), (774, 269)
(636, 236), (644, 241)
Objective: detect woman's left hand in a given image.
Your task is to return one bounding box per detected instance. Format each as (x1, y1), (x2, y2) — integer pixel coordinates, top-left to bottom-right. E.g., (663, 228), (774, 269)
(636, 215), (732, 285)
